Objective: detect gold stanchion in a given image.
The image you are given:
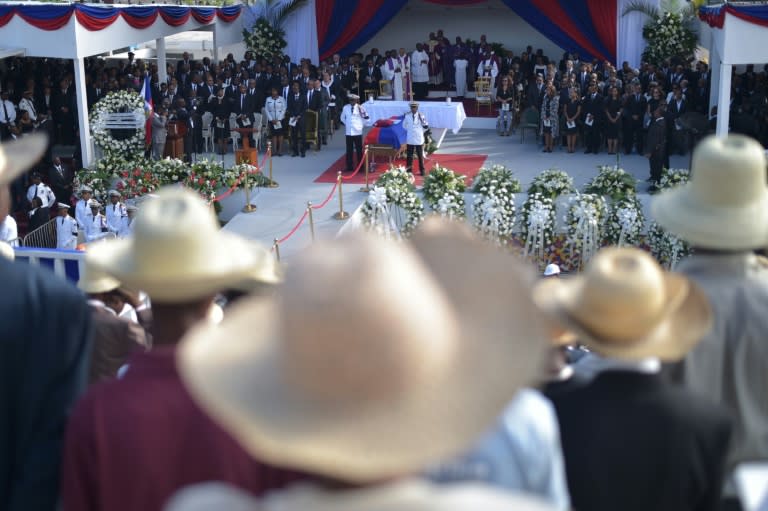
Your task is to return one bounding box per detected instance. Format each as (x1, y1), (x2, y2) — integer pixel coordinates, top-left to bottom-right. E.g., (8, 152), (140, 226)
(333, 171), (349, 220)
(242, 165), (257, 213)
(307, 201), (316, 242)
(267, 141), (279, 188)
(273, 238), (281, 262)
(360, 146), (371, 193)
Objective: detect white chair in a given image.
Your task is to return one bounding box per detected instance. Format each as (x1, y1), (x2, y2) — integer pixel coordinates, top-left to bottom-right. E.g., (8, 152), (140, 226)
(251, 112), (263, 151)
(229, 114), (240, 152)
(201, 111), (213, 153)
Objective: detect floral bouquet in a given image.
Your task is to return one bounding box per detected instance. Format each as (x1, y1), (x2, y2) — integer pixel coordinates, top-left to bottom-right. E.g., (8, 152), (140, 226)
(362, 166), (424, 237)
(584, 165), (637, 201)
(422, 164), (466, 219)
(603, 197), (645, 247)
(642, 11), (697, 67)
(116, 163), (161, 199)
(527, 168), (575, 200)
(472, 164), (522, 194)
(186, 159), (225, 202)
(520, 192), (556, 266)
(243, 17), (287, 62)
(90, 90), (146, 160)
(75, 167), (115, 203)
(648, 167), (692, 267)
(471, 164), (520, 244)
(565, 193), (607, 269)
(152, 158), (190, 185)
(658, 167), (691, 190)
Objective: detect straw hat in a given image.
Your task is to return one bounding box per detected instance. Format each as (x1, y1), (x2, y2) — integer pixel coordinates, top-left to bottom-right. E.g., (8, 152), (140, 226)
(178, 221), (547, 483)
(652, 134), (768, 250)
(229, 240), (281, 291)
(533, 247), (711, 361)
(0, 134), (47, 187)
(78, 259), (121, 295)
(87, 187), (265, 303)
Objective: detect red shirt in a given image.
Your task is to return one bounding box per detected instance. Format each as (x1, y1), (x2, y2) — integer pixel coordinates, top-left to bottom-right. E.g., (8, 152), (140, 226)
(61, 346), (304, 511)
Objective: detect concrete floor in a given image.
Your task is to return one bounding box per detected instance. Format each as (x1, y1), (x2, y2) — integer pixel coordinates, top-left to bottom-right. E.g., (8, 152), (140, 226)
(217, 126), (690, 260)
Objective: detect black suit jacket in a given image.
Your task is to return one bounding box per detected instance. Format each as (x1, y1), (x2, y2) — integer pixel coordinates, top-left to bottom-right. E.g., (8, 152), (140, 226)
(361, 66), (382, 88)
(548, 371), (732, 511)
(0, 259), (91, 511)
(28, 206), (50, 233)
(286, 93), (308, 119)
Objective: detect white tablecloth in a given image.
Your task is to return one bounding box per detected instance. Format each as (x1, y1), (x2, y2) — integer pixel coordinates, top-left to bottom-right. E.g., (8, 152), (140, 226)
(364, 100), (467, 134)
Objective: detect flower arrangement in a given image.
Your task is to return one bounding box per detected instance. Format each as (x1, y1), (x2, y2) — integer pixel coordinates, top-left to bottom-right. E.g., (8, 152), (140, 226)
(641, 11), (697, 67)
(152, 158), (190, 185)
(603, 197), (645, 246)
(422, 164), (466, 219)
(583, 165), (638, 200)
(520, 193), (556, 266)
(565, 193), (607, 269)
(74, 167), (115, 202)
(243, 17), (287, 62)
(90, 90), (146, 160)
(648, 166), (691, 267)
(526, 168), (576, 199)
(471, 165), (520, 243)
(362, 166), (424, 237)
(658, 167), (690, 190)
(186, 159), (226, 202)
(116, 163), (162, 199)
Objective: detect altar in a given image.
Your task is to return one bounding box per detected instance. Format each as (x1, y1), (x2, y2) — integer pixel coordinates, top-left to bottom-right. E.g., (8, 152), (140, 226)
(364, 100), (467, 134)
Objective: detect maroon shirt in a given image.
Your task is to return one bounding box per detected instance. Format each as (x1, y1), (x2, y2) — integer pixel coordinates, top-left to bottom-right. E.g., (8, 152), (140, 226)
(61, 346), (304, 511)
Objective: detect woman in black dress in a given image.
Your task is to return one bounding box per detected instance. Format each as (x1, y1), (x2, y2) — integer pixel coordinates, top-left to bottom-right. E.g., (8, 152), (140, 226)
(603, 86), (622, 154)
(210, 88), (230, 155)
(565, 89), (581, 153)
(496, 77), (515, 136)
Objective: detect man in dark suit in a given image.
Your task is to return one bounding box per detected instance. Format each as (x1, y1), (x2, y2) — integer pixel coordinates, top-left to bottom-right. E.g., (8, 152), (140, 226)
(667, 87), (688, 155)
(526, 74), (545, 111)
(28, 196), (50, 235)
(48, 157), (71, 207)
(582, 82), (603, 154)
(360, 58), (382, 96)
(536, 247), (733, 511)
(52, 78), (75, 145)
(233, 84), (256, 148)
(286, 81), (307, 158)
(646, 105), (667, 188)
(0, 134), (92, 511)
(306, 79), (327, 151)
(623, 83), (646, 155)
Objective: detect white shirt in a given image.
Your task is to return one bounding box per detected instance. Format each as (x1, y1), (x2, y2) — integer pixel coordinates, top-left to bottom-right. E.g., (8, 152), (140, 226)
(75, 199), (91, 230)
(118, 215), (134, 238)
(18, 97), (37, 122)
(265, 96), (286, 122)
(403, 111), (427, 145)
(0, 215), (18, 246)
(340, 103), (368, 136)
(105, 201), (126, 233)
(26, 183), (56, 208)
(86, 213), (109, 242)
(56, 214), (78, 250)
(0, 99), (16, 124)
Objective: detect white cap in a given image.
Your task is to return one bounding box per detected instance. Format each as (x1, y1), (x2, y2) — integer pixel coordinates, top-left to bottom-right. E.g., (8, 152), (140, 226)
(544, 263), (561, 277)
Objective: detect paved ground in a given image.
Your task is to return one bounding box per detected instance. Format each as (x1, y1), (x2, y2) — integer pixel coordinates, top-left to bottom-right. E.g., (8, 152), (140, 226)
(217, 126), (691, 260)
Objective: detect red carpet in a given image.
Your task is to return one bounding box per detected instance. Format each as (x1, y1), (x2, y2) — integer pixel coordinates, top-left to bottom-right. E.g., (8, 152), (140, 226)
(314, 153), (488, 187)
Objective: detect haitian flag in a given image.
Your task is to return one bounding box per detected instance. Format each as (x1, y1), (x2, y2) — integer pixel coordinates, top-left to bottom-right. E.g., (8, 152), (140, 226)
(140, 75), (153, 144)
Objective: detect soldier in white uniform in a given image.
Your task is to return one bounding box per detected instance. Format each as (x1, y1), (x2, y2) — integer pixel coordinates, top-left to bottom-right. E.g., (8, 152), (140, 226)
(118, 204), (137, 238)
(75, 186), (93, 230)
(55, 203), (78, 250)
(86, 199), (110, 242)
(402, 101), (429, 176)
(339, 94), (369, 172)
(26, 173), (56, 208)
(105, 190), (126, 234)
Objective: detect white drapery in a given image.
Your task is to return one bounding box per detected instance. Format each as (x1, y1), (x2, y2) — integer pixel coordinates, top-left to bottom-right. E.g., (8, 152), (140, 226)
(244, 0), (319, 64)
(617, 0), (659, 68)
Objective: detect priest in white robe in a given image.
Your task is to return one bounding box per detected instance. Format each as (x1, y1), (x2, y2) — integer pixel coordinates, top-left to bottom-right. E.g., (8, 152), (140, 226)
(411, 44), (430, 100)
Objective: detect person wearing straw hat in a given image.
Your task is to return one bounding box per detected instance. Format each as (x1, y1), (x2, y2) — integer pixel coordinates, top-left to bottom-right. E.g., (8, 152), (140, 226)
(62, 187), (302, 511)
(75, 185), (93, 230)
(0, 134), (93, 511)
(535, 247), (732, 511)
(167, 220), (555, 511)
(652, 134), (768, 479)
(403, 101), (428, 176)
(55, 202), (78, 250)
(77, 260), (147, 383)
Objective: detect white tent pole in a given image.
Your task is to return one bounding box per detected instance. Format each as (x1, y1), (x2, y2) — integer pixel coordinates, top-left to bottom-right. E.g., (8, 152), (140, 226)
(715, 61), (731, 138)
(73, 57), (93, 168)
(709, 43), (720, 118)
(213, 23), (220, 63)
(157, 37), (167, 85)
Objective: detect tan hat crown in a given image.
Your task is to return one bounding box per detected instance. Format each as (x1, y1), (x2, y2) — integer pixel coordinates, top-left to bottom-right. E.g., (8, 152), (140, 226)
(690, 135), (767, 207)
(571, 248), (675, 343)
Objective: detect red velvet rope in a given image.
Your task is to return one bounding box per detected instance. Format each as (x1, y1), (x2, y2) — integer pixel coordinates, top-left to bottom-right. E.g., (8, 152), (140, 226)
(341, 148), (367, 180)
(277, 209), (309, 244)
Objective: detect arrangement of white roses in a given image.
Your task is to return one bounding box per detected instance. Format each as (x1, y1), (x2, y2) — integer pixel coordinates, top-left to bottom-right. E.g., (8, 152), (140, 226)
(361, 166), (424, 237)
(90, 90), (146, 160)
(243, 18), (287, 62)
(642, 11), (697, 66)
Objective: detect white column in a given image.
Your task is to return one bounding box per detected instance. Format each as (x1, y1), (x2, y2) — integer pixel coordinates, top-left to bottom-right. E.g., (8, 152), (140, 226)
(715, 62), (731, 138)
(156, 37), (167, 84)
(73, 57), (93, 167)
(708, 39), (720, 116)
(212, 25), (219, 63)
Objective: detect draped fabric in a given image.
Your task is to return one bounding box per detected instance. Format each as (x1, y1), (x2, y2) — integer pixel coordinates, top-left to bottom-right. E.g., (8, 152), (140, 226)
(316, 0), (408, 60)
(499, 0), (616, 62)
(281, 0), (319, 64)
(700, 4), (768, 29)
(617, 0), (657, 67)
(423, 0), (488, 4)
(0, 4), (240, 31)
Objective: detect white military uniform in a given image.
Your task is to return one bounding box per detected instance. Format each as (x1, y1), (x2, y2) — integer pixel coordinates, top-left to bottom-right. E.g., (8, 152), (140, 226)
(75, 198), (91, 230)
(56, 214), (78, 250)
(340, 103), (368, 136)
(26, 183), (56, 208)
(403, 110), (428, 145)
(0, 215), (18, 246)
(105, 201), (126, 233)
(118, 215), (135, 238)
(86, 213), (110, 242)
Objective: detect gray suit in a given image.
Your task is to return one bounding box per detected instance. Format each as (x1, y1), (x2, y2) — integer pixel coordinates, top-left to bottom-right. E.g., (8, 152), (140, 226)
(151, 113), (168, 160)
(673, 252), (768, 472)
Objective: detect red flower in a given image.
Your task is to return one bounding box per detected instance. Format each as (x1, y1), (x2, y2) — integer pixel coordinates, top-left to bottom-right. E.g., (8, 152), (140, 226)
(198, 177), (205, 185)
(141, 187), (148, 193)
(210, 180), (217, 187)
(129, 179), (136, 187)
(133, 169), (141, 177)
(121, 171), (129, 178)
(144, 173), (152, 181)
(117, 182), (124, 189)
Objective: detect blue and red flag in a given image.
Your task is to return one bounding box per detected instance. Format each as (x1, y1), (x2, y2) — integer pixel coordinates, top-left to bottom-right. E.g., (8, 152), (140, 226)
(140, 74), (153, 144)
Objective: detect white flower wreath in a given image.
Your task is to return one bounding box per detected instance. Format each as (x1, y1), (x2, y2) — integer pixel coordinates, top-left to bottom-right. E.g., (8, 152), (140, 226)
(361, 166), (424, 237)
(520, 193), (556, 265)
(422, 164), (466, 220)
(471, 164), (520, 243)
(90, 90), (145, 159)
(603, 197), (645, 247)
(565, 193), (607, 268)
(648, 167), (691, 268)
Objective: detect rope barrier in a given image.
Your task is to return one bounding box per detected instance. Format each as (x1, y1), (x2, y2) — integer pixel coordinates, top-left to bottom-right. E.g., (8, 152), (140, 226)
(311, 180), (338, 210)
(276, 209), (309, 245)
(211, 147), (272, 203)
(340, 148), (368, 180)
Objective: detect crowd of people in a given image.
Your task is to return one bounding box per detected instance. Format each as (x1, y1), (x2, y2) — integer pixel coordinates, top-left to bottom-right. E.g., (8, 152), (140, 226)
(0, 128), (767, 511)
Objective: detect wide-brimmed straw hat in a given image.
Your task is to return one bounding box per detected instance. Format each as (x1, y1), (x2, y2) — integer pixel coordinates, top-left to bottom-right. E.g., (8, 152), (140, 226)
(533, 247), (711, 361)
(87, 187), (265, 303)
(178, 219), (547, 483)
(652, 134), (768, 250)
(78, 259), (121, 295)
(0, 134), (47, 187)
